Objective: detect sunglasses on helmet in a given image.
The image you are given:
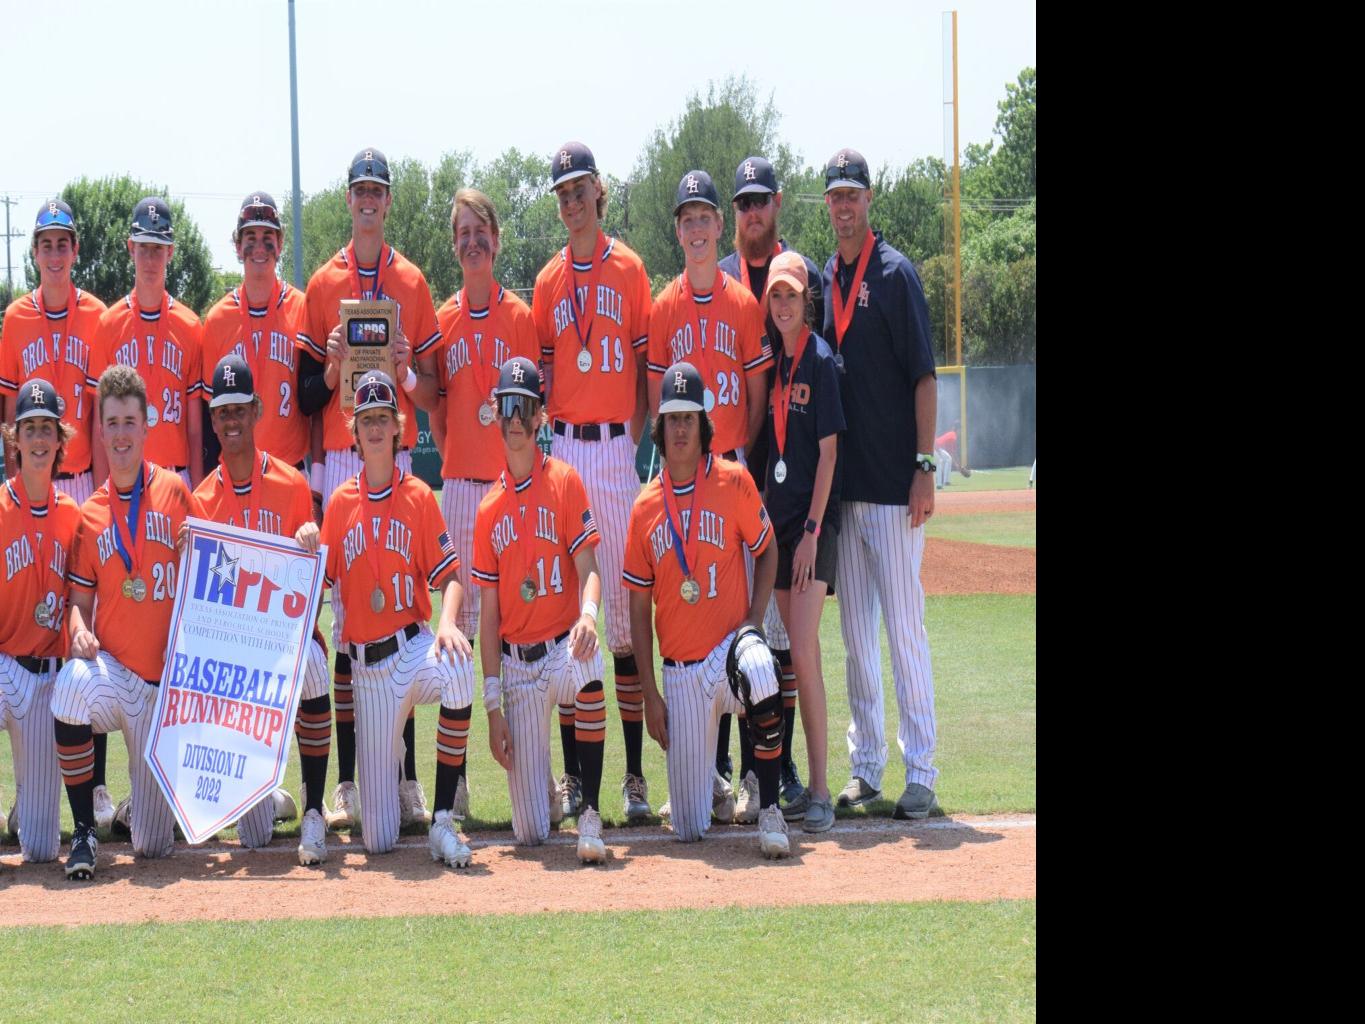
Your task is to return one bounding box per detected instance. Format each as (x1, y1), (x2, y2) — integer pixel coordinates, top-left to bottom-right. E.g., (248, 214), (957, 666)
(355, 379), (397, 407)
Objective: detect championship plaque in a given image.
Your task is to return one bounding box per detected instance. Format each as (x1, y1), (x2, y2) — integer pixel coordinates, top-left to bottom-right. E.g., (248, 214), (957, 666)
(339, 299), (397, 411)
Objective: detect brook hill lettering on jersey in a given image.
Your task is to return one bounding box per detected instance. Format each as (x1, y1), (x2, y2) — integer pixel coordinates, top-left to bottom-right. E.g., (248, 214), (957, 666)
(112, 335), (186, 378)
(231, 329), (297, 372)
(5, 532), (68, 582)
(664, 319), (738, 366)
(551, 284), (626, 336)
(490, 503), (560, 558)
(445, 332), (511, 377)
(20, 333), (92, 379)
(647, 508), (728, 561)
(93, 510), (177, 564)
(340, 516), (415, 571)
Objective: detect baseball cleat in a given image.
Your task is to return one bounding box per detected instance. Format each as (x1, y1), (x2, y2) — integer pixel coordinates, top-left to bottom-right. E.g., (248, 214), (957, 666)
(65, 824), (98, 880)
(548, 775), (563, 827)
(803, 796), (835, 833)
(559, 773), (582, 819)
(716, 752), (734, 784)
(399, 779), (432, 827)
(271, 788), (299, 823)
(92, 785), (117, 831)
(658, 799), (671, 820)
(835, 777), (881, 808)
(622, 773), (651, 822)
(429, 811), (471, 868)
(297, 809), (328, 866)
(734, 770), (761, 824)
(576, 806), (606, 864)
(326, 781), (360, 829)
(452, 775), (470, 822)
(712, 769), (735, 824)
(892, 783), (937, 820)
(757, 805), (790, 859)
(111, 797), (132, 837)
(781, 789), (812, 822)
(780, 760), (806, 807)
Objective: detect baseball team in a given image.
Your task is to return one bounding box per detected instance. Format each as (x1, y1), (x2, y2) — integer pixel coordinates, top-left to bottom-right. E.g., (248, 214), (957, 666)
(0, 141), (941, 879)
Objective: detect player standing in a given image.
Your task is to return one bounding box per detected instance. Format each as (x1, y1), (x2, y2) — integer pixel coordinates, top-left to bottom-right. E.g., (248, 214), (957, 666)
(474, 357), (609, 863)
(53, 365), (192, 878)
(822, 148), (939, 819)
(531, 142), (654, 822)
(318, 370), (476, 864)
(625, 361), (788, 857)
(190, 354), (333, 864)
(0, 378), (82, 863)
(297, 148), (443, 831)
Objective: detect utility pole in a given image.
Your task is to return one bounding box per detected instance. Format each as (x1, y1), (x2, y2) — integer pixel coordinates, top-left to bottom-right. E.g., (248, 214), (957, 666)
(287, 0), (304, 287)
(2, 195), (22, 295)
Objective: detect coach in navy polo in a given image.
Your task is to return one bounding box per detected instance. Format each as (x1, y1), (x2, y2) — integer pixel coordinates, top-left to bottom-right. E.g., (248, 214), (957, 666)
(820, 147), (940, 821)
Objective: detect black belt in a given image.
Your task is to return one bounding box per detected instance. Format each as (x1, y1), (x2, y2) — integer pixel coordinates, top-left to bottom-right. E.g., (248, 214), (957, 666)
(553, 420), (626, 442)
(501, 628), (572, 664)
(663, 656), (705, 668)
(54, 470), (86, 481)
(293, 460), (307, 472)
(348, 623), (420, 666)
(169, 465), (187, 472)
(17, 655), (62, 674)
(720, 449), (739, 461)
(454, 477), (495, 485)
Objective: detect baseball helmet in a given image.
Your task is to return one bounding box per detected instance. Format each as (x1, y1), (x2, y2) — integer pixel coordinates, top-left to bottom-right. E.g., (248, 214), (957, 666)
(353, 370), (399, 413)
(236, 192), (281, 234)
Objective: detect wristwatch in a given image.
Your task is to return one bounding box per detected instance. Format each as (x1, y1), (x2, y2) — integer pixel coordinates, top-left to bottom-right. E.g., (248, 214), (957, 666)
(804, 518), (821, 537)
(915, 453), (937, 473)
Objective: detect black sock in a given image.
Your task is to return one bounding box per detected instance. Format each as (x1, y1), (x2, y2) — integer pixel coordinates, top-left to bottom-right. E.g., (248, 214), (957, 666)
(334, 653), (355, 784)
(295, 695), (331, 814)
(716, 714), (732, 777)
(434, 705), (471, 813)
(92, 731), (107, 788)
(559, 704), (580, 778)
(614, 653), (644, 777)
(575, 681), (606, 811)
(739, 721), (755, 779)
(55, 720), (96, 828)
(402, 712), (417, 782)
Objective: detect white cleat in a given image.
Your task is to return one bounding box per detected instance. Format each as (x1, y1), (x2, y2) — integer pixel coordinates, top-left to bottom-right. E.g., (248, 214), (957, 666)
(735, 770), (761, 824)
(326, 781), (360, 830)
(272, 788), (299, 823)
(399, 779), (432, 827)
(712, 769), (736, 824)
(297, 809), (328, 866)
(576, 807), (606, 864)
(93, 785), (116, 831)
(757, 804), (790, 860)
(429, 811), (471, 868)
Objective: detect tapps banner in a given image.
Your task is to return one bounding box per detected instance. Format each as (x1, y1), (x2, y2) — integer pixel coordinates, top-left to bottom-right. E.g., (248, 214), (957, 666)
(144, 517), (326, 844)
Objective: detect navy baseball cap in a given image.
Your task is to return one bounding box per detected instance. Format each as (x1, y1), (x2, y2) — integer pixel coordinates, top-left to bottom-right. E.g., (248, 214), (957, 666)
(353, 370), (399, 413)
(15, 378), (61, 422)
(236, 192), (281, 233)
(551, 141), (597, 188)
(494, 357), (542, 400)
(349, 148), (391, 187)
(209, 354), (254, 409)
(130, 197), (174, 244)
(34, 199), (77, 238)
(659, 362), (705, 414)
(824, 148), (872, 193)
(733, 156), (778, 199)
(674, 170), (720, 215)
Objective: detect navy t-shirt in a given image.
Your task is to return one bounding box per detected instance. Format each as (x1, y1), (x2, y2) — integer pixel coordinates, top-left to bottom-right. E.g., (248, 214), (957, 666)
(764, 331), (846, 543)
(822, 232), (936, 505)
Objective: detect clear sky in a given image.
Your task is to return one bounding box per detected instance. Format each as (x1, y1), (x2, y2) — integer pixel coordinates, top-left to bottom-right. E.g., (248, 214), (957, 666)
(2, 0), (1036, 275)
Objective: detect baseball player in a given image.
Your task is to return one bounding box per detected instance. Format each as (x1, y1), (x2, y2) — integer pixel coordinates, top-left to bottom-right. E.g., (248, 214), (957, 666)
(0, 201), (117, 833)
(474, 357), (609, 863)
(90, 197), (205, 490)
(318, 370), (476, 864)
(531, 141), (654, 823)
(933, 422), (972, 489)
(297, 148), (443, 831)
(822, 148), (939, 820)
(1, 378), (82, 864)
(715, 156), (827, 813)
(53, 365), (192, 878)
(624, 361), (789, 858)
(186, 353), (332, 864)
(758, 252), (845, 832)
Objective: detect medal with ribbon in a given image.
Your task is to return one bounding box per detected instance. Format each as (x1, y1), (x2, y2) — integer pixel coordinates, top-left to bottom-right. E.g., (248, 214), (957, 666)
(661, 463), (705, 604)
(111, 462), (149, 602)
(829, 230), (875, 367)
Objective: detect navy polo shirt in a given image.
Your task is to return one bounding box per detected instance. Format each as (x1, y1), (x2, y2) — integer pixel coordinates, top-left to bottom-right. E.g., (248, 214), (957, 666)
(822, 232), (936, 506)
(764, 331), (846, 543)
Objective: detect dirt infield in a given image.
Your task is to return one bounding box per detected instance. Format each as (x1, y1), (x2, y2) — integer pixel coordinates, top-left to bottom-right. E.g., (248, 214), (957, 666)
(925, 488), (1036, 595)
(935, 488), (1037, 516)
(0, 815), (1035, 926)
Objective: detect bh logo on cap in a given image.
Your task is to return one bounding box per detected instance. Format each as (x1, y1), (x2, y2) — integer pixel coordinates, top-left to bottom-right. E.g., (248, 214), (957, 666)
(560, 150), (572, 169)
(511, 361), (526, 384)
(837, 153), (849, 170)
(222, 365), (237, 387)
(673, 368), (687, 393)
(364, 150), (374, 161)
(30, 382), (46, 405)
(743, 161), (757, 181)
(686, 175), (700, 194)
(48, 201), (59, 217)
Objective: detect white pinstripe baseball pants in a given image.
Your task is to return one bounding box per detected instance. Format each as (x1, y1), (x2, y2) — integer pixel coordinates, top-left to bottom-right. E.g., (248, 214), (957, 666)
(321, 448), (414, 512)
(51, 652), (177, 858)
(497, 639), (605, 845)
(551, 430), (639, 654)
(233, 639), (330, 849)
(440, 478), (496, 640)
(1, 654), (62, 862)
(349, 625), (474, 854)
(836, 501), (937, 791)
(662, 630), (778, 842)
(54, 470), (95, 506)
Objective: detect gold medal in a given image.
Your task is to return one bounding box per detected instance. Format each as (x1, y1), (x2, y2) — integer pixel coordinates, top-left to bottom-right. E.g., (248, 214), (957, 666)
(34, 602), (52, 628)
(370, 587), (385, 614)
(122, 578), (135, 599)
(520, 578), (537, 603)
(576, 348), (593, 373)
(680, 578), (701, 604)
(773, 459), (787, 484)
(130, 577), (148, 602)
(478, 402), (496, 427)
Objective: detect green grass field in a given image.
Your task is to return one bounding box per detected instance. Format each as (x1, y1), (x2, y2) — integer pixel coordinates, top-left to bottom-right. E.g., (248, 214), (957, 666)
(926, 511), (1036, 549)
(938, 465), (1034, 493)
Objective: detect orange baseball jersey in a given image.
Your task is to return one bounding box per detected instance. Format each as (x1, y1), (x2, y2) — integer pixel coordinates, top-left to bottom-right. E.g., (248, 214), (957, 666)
(201, 282), (309, 467)
(622, 453), (772, 663)
(0, 479), (81, 658)
(435, 284), (541, 480)
(0, 288), (108, 475)
(298, 244), (441, 452)
(90, 293), (204, 470)
(192, 450), (313, 537)
(66, 462), (192, 682)
(321, 468), (458, 644)
(471, 453), (600, 646)
(647, 271), (772, 455)
(531, 232), (652, 425)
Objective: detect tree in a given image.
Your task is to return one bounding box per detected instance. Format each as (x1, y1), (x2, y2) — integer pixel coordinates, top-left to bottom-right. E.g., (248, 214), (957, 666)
(992, 67), (1036, 202)
(24, 175), (216, 313)
(963, 198), (1035, 268)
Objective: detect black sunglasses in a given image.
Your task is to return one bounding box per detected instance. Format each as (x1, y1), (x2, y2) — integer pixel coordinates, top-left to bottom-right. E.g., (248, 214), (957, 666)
(498, 394), (540, 423)
(734, 193), (773, 212)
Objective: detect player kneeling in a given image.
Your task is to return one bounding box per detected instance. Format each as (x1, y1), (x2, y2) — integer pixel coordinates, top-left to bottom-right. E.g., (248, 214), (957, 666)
(475, 358), (609, 865)
(625, 362), (789, 858)
(319, 371), (476, 866)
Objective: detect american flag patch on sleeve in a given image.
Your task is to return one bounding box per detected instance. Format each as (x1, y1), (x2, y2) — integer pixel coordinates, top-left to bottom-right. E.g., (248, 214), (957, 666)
(582, 508), (595, 531)
(438, 530), (454, 553)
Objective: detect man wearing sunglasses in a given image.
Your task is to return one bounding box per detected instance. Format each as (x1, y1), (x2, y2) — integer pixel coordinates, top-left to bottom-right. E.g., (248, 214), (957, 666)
(531, 141), (655, 825)
(318, 370), (476, 865)
(473, 357), (610, 864)
(715, 156), (826, 820)
(297, 148), (443, 833)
